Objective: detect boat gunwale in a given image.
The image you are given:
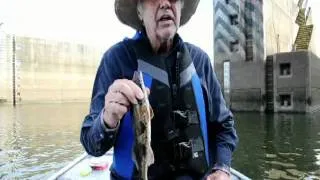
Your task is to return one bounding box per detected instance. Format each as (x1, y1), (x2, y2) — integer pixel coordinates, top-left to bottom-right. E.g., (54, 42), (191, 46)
(47, 152), (88, 180)
(48, 152), (250, 180)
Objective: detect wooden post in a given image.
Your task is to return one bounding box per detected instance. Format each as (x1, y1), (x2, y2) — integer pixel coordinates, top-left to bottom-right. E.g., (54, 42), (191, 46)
(12, 35), (16, 106)
(276, 34), (280, 53)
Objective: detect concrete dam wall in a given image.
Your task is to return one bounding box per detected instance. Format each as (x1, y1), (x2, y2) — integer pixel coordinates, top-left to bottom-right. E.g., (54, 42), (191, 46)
(0, 34), (105, 104)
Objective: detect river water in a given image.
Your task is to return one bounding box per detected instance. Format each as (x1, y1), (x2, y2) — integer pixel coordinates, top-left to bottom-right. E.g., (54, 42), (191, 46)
(0, 103), (87, 179)
(0, 103), (320, 179)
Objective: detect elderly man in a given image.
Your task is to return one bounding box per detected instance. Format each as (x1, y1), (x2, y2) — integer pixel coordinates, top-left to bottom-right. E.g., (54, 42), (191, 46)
(80, 0), (238, 179)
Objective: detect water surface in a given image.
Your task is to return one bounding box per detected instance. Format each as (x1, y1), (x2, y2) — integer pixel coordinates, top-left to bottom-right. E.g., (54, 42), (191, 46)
(233, 112), (320, 179)
(0, 103), (88, 179)
(0, 103), (320, 179)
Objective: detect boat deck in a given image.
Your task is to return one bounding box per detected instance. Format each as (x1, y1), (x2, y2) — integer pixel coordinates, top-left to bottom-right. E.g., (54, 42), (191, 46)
(48, 152), (250, 180)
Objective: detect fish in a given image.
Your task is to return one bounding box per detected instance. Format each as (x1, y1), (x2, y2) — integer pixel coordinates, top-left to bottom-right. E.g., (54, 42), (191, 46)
(132, 71), (155, 180)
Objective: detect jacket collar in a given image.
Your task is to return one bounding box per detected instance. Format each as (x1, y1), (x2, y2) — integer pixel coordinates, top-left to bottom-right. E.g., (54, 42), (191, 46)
(132, 29), (183, 56)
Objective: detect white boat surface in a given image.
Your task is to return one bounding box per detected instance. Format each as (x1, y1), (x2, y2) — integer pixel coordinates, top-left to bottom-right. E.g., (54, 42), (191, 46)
(48, 151), (250, 180)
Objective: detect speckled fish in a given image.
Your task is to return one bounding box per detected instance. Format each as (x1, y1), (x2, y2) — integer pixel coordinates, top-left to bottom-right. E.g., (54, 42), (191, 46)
(132, 71), (154, 180)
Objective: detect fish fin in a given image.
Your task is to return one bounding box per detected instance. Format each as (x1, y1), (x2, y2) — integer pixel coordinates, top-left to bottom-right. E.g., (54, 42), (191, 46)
(132, 146), (139, 169)
(146, 146), (155, 167)
(149, 106), (154, 119)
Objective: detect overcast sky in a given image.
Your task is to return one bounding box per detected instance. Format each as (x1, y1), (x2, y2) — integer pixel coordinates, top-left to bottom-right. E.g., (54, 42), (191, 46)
(0, 0), (319, 59)
(0, 0), (213, 58)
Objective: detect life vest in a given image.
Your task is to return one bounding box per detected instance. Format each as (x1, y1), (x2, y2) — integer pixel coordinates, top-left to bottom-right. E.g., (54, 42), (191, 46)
(111, 34), (209, 179)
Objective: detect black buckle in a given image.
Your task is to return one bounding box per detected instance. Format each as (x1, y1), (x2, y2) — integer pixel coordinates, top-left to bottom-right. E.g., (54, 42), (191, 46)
(166, 129), (179, 141)
(172, 110), (199, 128)
(190, 138), (204, 158)
(174, 138), (205, 161)
(174, 140), (192, 161)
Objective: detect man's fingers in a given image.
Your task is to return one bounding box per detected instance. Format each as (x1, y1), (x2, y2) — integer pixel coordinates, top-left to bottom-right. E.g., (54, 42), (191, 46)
(107, 91), (130, 106)
(104, 102), (126, 127)
(112, 103), (128, 119)
(109, 80), (138, 104)
(124, 80), (144, 99)
(206, 171), (230, 180)
(107, 102), (128, 120)
(109, 79), (145, 104)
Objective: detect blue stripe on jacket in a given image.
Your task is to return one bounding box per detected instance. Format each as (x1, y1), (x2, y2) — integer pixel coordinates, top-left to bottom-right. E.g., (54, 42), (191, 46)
(192, 74), (209, 165)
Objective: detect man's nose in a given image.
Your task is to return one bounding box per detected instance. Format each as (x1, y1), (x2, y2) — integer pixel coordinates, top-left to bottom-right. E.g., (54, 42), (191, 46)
(159, 0), (171, 9)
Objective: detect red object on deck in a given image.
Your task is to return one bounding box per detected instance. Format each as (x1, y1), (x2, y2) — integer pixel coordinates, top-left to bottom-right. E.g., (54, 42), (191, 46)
(88, 158), (109, 171)
(91, 164), (108, 171)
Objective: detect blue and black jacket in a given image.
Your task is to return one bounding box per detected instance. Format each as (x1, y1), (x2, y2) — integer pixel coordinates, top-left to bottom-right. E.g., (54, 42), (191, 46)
(80, 31), (238, 179)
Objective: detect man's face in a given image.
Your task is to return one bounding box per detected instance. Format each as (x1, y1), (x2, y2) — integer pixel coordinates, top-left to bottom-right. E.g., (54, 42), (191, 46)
(138, 0), (183, 41)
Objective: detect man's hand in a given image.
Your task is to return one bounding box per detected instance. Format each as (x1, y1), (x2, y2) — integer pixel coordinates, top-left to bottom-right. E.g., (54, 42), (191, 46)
(206, 170), (230, 180)
(104, 79), (145, 128)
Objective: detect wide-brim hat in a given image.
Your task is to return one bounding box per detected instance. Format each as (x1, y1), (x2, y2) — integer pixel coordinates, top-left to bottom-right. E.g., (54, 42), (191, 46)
(115, 0), (200, 30)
